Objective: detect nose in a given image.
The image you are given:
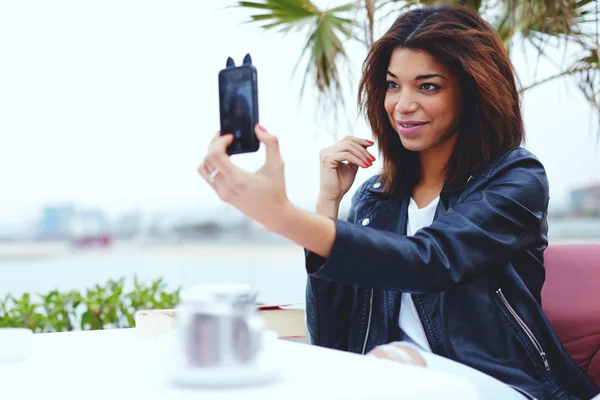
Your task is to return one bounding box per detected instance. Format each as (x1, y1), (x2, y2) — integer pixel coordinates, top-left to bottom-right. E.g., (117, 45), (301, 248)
(394, 90), (419, 115)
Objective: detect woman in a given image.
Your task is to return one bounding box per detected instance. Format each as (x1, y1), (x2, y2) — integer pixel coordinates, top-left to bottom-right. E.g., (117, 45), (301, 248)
(198, 5), (599, 400)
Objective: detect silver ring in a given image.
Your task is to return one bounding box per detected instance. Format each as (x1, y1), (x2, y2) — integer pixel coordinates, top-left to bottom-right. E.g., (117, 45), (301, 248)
(208, 168), (220, 183)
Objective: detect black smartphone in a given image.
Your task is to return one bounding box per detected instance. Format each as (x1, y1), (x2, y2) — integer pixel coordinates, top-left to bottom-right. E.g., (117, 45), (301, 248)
(218, 55), (259, 155)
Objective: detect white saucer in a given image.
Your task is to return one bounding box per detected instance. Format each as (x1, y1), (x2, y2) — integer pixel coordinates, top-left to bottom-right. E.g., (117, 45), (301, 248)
(163, 330), (283, 388)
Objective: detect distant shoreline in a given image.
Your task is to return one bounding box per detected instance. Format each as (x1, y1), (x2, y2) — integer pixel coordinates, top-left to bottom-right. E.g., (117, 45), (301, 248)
(0, 240), (302, 262)
(1, 237), (599, 263)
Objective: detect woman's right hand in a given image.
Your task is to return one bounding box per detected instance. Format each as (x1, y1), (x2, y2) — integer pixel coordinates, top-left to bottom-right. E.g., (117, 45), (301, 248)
(318, 136), (376, 203)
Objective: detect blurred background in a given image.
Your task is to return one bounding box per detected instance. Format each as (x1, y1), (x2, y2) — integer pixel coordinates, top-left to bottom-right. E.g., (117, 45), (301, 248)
(0, 0), (599, 329)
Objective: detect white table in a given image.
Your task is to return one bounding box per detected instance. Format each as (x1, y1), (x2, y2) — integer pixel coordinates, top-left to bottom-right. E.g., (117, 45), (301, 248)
(0, 329), (479, 399)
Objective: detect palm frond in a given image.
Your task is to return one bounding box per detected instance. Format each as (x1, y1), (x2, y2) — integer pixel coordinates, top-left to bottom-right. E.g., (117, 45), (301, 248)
(570, 47), (600, 111)
(497, 0), (593, 41)
(366, 0), (376, 47)
(236, 0), (360, 132)
(523, 46), (600, 115)
(235, 0), (600, 138)
(376, 0), (487, 32)
(238, 0), (319, 32)
(495, 0), (600, 134)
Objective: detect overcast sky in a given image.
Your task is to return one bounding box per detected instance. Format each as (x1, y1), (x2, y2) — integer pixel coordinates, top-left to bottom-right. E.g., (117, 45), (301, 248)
(1, 0), (599, 227)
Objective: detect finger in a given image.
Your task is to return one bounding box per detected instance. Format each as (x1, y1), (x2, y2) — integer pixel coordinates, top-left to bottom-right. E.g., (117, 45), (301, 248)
(207, 133), (234, 158)
(209, 130), (222, 145)
(366, 347), (393, 360)
(197, 161), (211, 183)
(369, 345), (415, 364)
(348, 141), (376, 163)
(330, 143), (373, 167)
(203, 159), (221, 182)
(355, 137), (376, 149)
(209, 170), (233, 200)
(342, 136), (375, 148)
(204, 134), (241, 180)
(201, 157), (243, 202)
(347, 137), (376, 161)
(198, 161), (227, 197)
(325, 150), (371, 169)
(199, 157), (225, 187)
(254, 124), (282, 165)
(388, 344), (427, 367)
(331, 139), (375, 163)
(206, 154), (242, 183)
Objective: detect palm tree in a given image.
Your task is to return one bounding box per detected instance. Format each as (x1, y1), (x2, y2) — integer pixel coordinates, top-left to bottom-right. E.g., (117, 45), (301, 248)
(234, 0), (600, 136)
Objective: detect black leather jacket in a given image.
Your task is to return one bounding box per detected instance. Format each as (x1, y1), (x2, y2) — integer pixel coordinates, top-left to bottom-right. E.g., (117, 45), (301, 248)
(305, 148), (600, 400)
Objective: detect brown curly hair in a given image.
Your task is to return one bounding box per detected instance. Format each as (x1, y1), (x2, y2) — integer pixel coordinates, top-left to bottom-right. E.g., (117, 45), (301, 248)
(358, 5), (524, 196)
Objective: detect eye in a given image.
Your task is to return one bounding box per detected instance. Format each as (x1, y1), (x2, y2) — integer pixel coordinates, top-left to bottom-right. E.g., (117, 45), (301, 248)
(386, 81), (399, 90)
(420, 83), (441, 91)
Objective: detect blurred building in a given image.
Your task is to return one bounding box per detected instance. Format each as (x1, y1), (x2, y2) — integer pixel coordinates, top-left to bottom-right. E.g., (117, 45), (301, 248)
(70, 209), (110, 238)
(69, 208), (111, 248)
(113, 210), (142, 238)
(570, 184), (600, 217)
(36, 204), (112, 244)
(36, 204), (75, 239)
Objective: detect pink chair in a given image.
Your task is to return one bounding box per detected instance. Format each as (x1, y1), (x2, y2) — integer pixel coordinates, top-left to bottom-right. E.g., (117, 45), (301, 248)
(541, 243), (600, 387)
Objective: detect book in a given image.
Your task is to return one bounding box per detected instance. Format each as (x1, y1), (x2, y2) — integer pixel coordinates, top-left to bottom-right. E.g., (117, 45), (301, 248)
(258, 304), (307, 340)
(133, 304), (308, 343)
(134, 309), (177, 340)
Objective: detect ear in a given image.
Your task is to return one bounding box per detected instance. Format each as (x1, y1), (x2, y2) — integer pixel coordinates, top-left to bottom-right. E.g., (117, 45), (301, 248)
(226, 57), (236, 69)
(242, 53), (252, 66)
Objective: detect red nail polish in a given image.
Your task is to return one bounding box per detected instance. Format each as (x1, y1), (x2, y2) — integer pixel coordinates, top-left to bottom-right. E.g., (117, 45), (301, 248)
(257, 123), (267, 132)
(363, 161), (370, 167)
(370, 155), (376, 161)
(367, 140), (374, 145)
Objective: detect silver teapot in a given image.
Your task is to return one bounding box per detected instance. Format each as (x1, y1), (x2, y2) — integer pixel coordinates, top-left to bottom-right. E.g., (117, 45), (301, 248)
(174, 283), (265, 369)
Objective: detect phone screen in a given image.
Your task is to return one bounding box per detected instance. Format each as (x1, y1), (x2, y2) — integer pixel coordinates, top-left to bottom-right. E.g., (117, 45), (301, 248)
(219, 69), (256, 153)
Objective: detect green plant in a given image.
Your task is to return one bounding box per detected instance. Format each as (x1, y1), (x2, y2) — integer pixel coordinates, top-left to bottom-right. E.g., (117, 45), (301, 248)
(0, 276), (182, 332)
(123, 276), (181, 327)
(79, 278), (126, 330)
(40, 290), (82, 332)
(7, 293), (47, 332)
(0, 294), (16, 328)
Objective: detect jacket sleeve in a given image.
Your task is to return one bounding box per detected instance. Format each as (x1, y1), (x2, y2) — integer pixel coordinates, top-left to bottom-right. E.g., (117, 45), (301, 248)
(307, 149), (550, 293)
(304, 180), (368, 349)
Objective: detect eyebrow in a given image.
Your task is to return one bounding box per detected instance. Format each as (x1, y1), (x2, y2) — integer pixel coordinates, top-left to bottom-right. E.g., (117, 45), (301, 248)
(387, 71), (447, 80)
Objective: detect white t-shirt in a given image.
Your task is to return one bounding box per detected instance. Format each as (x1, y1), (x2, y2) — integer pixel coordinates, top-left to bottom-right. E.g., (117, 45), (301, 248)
(398, 196), (440, 352)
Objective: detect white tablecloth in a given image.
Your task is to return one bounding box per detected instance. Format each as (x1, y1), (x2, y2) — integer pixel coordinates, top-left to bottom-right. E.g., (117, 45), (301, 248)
(0, 329), (479, 399)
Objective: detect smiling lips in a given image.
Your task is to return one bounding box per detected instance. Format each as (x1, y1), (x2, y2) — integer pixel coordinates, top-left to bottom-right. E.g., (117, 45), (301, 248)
(396, 120), (428, 135)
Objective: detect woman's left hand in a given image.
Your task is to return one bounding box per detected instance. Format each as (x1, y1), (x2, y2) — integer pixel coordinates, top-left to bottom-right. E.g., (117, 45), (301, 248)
(197, 124), (291, 233)
(367, 343), (428, 367)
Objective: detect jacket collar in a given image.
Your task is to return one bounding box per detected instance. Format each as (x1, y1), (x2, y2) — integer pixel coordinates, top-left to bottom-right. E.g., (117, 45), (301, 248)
(441, 173), (474, 194)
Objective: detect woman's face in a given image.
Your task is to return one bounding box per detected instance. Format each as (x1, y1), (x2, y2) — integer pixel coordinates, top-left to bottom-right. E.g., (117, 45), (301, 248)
(384, 48), (462, 153)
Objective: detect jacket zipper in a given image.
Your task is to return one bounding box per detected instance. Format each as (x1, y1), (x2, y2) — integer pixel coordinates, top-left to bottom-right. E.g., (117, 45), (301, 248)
(496, 288), (550, 371)
(361, 289), (374, 354)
